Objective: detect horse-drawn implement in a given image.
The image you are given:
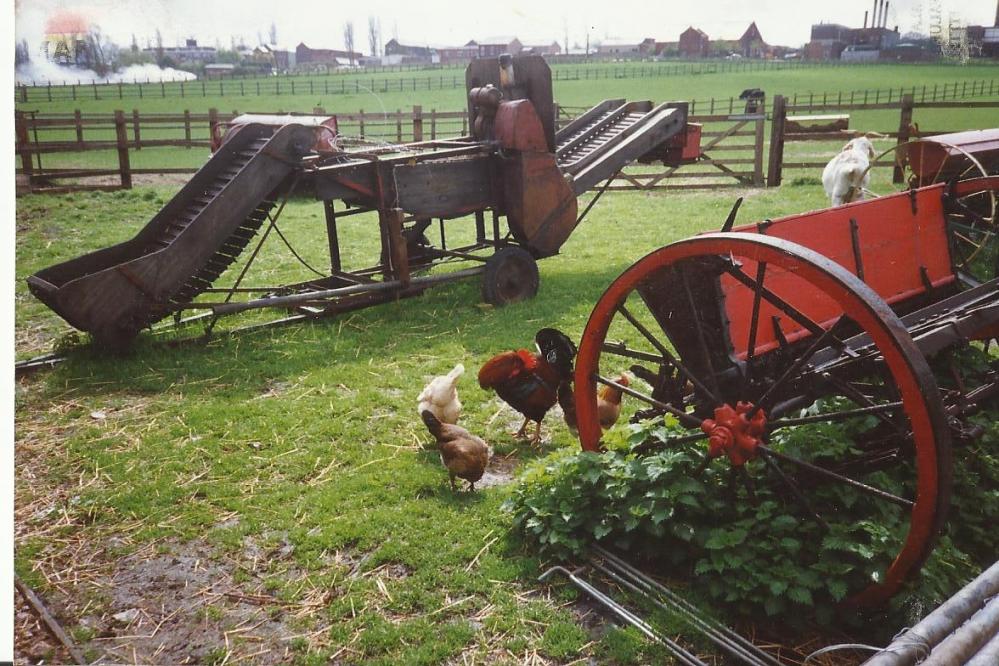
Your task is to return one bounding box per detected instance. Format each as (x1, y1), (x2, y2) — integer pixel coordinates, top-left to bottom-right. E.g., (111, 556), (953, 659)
(572, 146), (998, 606)
(27, 55), (697, 348)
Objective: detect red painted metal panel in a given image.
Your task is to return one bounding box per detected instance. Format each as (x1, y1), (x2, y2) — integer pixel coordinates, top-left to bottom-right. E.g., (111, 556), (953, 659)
(722, 184), (954, 357)
(494, 100), (548, 153)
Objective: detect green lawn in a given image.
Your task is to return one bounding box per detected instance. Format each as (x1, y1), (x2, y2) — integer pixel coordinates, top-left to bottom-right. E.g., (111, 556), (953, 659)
(16, 176), (849, 663)
(14, 61), (999, 664)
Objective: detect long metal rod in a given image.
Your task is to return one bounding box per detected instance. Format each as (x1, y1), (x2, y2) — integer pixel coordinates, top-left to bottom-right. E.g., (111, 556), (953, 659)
(208, 267), (483, 315)
(593, 547), (782, 666)
(591, 560), (774, 666)
(538, 566), (707, 666)
(759, 445), (913, 509)
(767, 401), (904, 429)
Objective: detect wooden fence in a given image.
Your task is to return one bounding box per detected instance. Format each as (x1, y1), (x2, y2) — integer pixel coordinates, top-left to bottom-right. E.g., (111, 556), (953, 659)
(766, 97), (999, 186)
(15, 95), (999, 194)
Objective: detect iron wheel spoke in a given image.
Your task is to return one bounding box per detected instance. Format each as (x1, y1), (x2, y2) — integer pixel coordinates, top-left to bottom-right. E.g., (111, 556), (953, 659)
(720, 262), (830, 339)
(750, 316), (846, 417)
(758, 445), (913, 509)
(758, 451), (829, 530)
(743, 261), (768, 386)
(679, 269), (722, 398)
(767, 401), (904, 429)
(615, 304), (722, 405)
(594, 373), (702, 429)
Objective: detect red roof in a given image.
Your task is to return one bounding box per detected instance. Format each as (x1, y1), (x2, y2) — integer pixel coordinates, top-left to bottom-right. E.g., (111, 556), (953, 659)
(45, 10), (89, 35)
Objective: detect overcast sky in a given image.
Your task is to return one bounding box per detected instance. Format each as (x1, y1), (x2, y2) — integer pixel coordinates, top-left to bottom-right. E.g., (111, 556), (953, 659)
(13, 0), (999, 53)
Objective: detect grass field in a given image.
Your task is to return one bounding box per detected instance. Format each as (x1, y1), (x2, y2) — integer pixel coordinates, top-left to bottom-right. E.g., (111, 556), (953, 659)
(13, 62), (999, 664)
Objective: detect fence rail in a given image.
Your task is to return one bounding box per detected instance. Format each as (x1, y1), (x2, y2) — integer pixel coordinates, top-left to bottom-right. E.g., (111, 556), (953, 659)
(14, 94), (999, 194)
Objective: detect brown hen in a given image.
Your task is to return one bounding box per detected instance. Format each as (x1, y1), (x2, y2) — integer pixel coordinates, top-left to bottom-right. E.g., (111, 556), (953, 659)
(421, 410), (491, 491)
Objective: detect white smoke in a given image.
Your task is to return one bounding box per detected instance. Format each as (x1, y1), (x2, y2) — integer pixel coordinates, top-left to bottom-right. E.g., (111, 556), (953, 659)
(15, 60), (197, 86)
(14, 2), (199, 86)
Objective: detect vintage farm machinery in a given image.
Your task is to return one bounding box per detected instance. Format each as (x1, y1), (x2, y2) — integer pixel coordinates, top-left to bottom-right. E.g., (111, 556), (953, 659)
(572, 126), (999, 607)
(27, 55), (698, 348)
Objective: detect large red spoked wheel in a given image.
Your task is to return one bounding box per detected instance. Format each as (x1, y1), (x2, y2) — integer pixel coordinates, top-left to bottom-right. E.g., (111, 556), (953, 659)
(574, 233), (952, 607)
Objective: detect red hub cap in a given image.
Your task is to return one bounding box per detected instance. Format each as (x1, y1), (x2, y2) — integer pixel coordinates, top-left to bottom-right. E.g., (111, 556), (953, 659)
(700, 402), (767, 466)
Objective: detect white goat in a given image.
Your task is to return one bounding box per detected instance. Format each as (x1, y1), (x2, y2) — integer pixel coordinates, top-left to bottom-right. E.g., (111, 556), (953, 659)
(822, 136), (876, 206)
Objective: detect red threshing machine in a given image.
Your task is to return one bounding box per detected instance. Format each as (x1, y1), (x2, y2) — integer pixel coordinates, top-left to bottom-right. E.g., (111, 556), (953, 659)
(572, 127), (999, 606)
(28, 55), (699, 348)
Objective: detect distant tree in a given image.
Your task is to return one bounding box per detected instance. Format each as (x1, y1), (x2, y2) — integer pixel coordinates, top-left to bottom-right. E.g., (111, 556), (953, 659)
(130, 34), (139, 52)
(343, 21), (355, 65)
(82, 27), (119, 76)
(368, 16), (380, 57)
(155, 29), (165, 66)
(257, 30), (264, 47)
(269, 22), (277, 45)
(15, 39), (30, 66)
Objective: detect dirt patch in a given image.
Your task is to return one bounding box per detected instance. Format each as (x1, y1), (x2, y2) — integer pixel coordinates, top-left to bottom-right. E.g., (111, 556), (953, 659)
(477, 452), (520, 489)
(72, 538), (322, 664)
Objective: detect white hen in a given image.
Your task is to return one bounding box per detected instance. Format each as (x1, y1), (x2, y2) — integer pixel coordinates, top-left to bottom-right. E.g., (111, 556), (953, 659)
(417, 364), (465, 425)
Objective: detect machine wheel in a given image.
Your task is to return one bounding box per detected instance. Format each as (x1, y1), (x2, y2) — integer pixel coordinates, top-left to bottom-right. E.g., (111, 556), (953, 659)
(573, 233), (952, 607)
(481, 246), (539, 305)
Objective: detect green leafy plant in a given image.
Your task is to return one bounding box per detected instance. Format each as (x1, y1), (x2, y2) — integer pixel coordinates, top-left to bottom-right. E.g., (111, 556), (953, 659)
(507, 402), (999, 626)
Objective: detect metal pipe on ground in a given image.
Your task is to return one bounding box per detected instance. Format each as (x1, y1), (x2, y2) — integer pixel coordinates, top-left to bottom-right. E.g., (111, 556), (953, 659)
(590, 559), (774, 666)
(864, 559), (999, 666)
(920, 595), (999, 666)
(593, 546), (782, 666)
(965, 624), (999, 666)
(538, 565), (707, 666)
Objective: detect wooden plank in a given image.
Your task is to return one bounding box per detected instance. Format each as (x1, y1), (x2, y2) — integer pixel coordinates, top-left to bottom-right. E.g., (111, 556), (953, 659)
(393, 156), (493, 218)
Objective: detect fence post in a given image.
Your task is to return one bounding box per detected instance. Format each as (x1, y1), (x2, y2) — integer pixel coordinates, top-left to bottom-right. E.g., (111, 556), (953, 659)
(132, 109), (141, 150)
(893, 94), (914, 184)
(15, 111), (35, 188)
(766, 94), (786, 187)
(208, 108), (219, 151)
(753, 114), (765, 187)
(412, 105), (423, 142)
(114, 110), (132, 190)
(397, 108), (403, 142)
(74, 110), (84, 145)
(359, 110), (365, 138)
(184, 110), (192, 148)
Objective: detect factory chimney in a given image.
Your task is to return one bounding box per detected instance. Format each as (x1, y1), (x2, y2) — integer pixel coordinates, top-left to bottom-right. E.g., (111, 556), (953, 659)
(872, 0), (879, 30)
(864, 10), (868, 28)
(883, 0), (889, 28)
